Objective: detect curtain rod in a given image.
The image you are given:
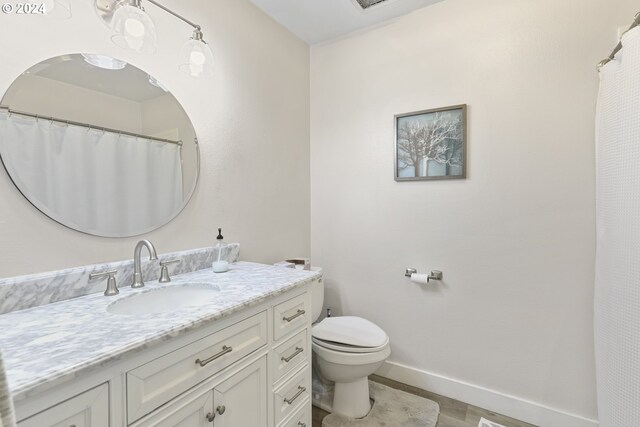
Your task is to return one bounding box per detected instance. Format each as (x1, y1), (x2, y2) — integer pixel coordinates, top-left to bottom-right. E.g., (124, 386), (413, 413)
(598, 12), (640, 69)
(0, 105), (183, 146)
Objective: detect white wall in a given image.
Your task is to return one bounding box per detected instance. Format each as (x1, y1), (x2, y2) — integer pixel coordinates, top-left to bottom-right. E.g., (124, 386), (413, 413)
(0, 0), (310, 277)
(310, 0), (637, 425)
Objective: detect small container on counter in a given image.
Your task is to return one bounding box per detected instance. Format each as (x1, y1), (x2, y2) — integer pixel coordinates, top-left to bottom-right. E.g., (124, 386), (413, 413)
(212, 228), (229, 273)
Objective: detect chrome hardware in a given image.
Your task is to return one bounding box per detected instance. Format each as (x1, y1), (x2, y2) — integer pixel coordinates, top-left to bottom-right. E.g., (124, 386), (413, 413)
(281, 347), (303, 363)
(0, 106), (182, 145)
(132, 240), (158, 288)
(428, 270), (443, 282)
(216, 405), (226, 415)
(206, 412), (215, 422)
(326, 308), (331, 318)
(159, 258), (180, 283)
(284, 386), (306, 405)
(89, 270), (119, 296)
(405, 268), (443, 282)
(195, 345), (233, 367)
(283, 309), (305, 322)
(405, 268), (417, 277)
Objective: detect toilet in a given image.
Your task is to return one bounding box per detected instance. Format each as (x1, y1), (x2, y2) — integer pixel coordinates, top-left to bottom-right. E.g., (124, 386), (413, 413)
(310, 268), (391, 419)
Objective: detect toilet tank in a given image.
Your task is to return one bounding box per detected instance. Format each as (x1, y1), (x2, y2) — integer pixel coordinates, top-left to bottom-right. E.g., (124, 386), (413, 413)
(310, 267), (324, 322)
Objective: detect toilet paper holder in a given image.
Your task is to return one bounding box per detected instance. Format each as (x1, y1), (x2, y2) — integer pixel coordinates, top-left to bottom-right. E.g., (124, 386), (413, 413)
(405, 268), (443, 282)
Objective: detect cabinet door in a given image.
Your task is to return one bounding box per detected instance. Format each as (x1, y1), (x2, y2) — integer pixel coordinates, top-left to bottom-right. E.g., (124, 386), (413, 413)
(212, 356), (267, 427)
(134, 390), (214, 427)
(18, 383), (108, 427)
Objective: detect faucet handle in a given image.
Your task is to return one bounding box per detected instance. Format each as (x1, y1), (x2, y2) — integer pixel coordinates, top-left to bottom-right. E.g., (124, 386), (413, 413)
(90, 269), (119, 296)
(159, 259), (180, 283)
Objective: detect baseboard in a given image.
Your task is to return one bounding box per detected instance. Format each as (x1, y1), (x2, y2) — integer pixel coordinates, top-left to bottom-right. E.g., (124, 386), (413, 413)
(375, 361), (598, 427)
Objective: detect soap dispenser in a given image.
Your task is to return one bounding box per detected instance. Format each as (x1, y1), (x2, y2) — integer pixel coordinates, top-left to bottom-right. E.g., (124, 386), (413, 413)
(212, 228), (229, 273)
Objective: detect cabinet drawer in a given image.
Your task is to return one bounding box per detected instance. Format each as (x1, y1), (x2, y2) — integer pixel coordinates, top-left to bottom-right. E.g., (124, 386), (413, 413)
(279, 403), (311, 427)
(273, 294), (309, 342)
(127, 311), (267, 424)
(272, 329), (308, 384)
(132, 390), (213, 427)
(18, 383), (109, 427)
(273, 367), (310, 427)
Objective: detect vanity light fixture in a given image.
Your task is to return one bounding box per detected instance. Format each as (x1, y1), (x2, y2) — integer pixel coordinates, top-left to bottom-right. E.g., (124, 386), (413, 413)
(82, 53), (127, 70)
(179, 27), (214, 77)
(110, 0), (157, 54)
(95, 0), (214, 77)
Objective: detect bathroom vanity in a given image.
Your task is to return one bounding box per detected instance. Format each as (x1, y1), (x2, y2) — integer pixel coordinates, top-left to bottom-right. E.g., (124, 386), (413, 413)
(0, 261), (320, 427)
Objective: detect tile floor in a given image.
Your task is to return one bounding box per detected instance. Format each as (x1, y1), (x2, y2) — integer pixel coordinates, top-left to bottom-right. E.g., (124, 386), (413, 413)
(312, 375), (537, 427)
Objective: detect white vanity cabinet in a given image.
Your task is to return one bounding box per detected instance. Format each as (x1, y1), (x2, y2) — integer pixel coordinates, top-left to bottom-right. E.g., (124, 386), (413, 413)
(18, 384), (109, 427)
(137, 390), (213, 427)
(211, 356), (267, 427)
(134, 357), (267, 427)
(14, 285), (312, 427)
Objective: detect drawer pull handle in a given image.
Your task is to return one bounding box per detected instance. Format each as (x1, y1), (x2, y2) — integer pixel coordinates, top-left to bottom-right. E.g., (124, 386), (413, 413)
(217, 405), (226, 415)
(206, 412), (215, 422)
(281, 347), (304, 363)
(284, 386), (306, 405)
(283, 309), (306, 322)
(195, 345), (233, 367)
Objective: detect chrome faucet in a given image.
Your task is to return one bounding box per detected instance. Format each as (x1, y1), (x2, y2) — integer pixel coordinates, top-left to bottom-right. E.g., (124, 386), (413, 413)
(132, 239), (158, 288)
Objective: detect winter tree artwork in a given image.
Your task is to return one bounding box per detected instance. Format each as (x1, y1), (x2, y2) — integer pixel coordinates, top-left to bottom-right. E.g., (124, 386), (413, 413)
(394, 104), (467, 181)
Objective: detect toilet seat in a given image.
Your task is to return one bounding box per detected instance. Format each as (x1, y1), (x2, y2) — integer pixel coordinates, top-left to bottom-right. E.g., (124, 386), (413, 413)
(311, 336), (389, 353)
(312, 337), (391, 366)
(312, 316), (388, 350)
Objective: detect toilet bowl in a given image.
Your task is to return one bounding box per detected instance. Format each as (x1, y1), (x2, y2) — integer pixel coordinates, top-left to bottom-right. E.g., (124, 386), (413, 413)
(309, 268), (391, 419)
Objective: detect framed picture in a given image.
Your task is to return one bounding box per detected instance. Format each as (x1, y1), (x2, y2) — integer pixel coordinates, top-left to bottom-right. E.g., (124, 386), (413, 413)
(394, 104), (467, 181)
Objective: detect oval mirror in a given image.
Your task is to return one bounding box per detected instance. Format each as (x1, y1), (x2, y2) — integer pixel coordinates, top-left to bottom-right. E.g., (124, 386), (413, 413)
(0, 54), (199, 237)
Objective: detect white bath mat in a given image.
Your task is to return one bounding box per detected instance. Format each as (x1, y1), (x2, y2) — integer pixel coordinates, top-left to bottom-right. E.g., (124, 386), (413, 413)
(479, 417), (507, 427)
(322, 381), (439, 427)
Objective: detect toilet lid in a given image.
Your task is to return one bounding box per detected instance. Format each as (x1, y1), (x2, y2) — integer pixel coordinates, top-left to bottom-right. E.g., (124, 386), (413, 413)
(312, 336), (389, 353)
(312, 316), (387, 348)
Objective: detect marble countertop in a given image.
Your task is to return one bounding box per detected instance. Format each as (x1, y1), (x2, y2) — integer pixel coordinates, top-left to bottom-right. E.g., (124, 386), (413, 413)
(0, 262), (320, 401)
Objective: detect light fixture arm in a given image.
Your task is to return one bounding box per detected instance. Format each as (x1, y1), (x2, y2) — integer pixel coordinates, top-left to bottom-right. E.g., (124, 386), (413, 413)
(144, 0), (200, 31)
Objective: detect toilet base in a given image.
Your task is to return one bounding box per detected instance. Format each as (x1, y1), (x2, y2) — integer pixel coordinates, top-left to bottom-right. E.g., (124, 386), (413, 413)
(332, 377), (371, 419)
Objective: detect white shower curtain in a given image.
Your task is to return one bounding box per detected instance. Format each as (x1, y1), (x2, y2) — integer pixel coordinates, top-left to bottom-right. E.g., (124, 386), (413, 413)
(0, 112), (183, 236)
(595, 26), (640, 427)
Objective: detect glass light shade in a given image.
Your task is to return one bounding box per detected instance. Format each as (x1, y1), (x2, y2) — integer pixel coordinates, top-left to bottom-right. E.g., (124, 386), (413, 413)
(82, 54), (127, 70)
(110, 4), (157, 54)
(179, 39), (214, 77)
(42, 0), (71, 19)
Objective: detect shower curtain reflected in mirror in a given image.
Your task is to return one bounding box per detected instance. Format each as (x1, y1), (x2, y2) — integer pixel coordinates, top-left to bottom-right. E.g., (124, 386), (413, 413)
(0, 112), (183, 237)
(595, 26), (640, 427)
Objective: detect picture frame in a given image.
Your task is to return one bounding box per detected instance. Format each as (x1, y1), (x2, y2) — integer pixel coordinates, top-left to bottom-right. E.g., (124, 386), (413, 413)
(394, 104), (467, 181)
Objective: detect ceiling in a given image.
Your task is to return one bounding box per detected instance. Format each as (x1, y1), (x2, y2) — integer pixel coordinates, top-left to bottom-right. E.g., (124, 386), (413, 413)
(249, 0), (444, 44)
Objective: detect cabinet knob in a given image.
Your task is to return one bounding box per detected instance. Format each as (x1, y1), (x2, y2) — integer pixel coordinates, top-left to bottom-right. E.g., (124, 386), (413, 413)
(206, 412), (215, 422)
(217, 405), (226, 415)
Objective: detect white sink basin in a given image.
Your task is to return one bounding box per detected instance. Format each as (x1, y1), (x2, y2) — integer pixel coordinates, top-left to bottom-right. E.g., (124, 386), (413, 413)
(107, 283), (221, 315)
